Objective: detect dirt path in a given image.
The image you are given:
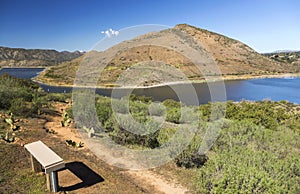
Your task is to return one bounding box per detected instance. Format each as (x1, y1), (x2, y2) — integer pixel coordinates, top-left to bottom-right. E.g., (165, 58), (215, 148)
(44, 102), (189, 194)
(43, 102), (83, 146)
(124, 170), (188, 194)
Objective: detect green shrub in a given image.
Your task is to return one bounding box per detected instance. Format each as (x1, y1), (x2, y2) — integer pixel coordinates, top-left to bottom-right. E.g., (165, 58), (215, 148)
(163, 99), (181, 109)
(96, 100), (112, 125)
(149, 102), (166, 117)
(166, 108), (181, 124)
(110, 120), (160, 149)
(130, 94), (152, 104)
(157, 127), (177, 145)
(111, 98), (128, 114)
(194, 111), (300, 193)
(9, 98), (29, 116)
(0, 74), (44, 117)
(42, 93), (71, 102)
(225, 100), (289, 130)
(196, 147), (300, 193)
(129, 101), (149, 123)
(104, 115), (117, 132)
(174, 127), (208, 168)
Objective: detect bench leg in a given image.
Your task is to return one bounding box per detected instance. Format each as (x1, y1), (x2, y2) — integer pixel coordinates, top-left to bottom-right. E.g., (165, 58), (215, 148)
(49, 171), (59, 192)
(46, 174), (51, 191)
(30, 155), (42, 172)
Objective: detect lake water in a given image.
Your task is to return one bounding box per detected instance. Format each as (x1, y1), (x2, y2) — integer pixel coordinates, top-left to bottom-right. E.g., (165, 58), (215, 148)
(0, 68), (299, 105)
(0, 68), (45, 79)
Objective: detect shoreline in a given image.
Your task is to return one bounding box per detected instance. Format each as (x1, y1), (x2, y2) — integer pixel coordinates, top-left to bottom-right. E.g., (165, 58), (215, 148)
(0, 66), (47, 69)
(33, 72), (300, 89)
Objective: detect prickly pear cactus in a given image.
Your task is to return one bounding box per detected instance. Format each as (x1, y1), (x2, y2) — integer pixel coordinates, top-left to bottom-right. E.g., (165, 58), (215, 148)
(61, 111), (72, 127)
(5, 113), (19, 131)
(1, 131), (15, 143)
(83, 126), (95, 138)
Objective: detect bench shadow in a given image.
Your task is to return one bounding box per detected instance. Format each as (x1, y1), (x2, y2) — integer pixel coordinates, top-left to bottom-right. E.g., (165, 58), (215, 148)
(59, 161), (104, 191)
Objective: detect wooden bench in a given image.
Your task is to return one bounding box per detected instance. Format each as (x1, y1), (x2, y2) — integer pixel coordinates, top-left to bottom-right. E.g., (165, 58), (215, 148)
(25, 140), (65, 192)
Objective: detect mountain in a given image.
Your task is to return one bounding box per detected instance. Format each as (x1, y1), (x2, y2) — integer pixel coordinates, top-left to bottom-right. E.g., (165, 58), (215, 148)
(36, 24), (300, 87)
(263, 51), (300, 65)
(0, 47), (84, 67)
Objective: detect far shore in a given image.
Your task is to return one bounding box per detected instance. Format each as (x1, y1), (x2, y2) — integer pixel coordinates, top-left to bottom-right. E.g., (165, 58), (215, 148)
(0, 66), (46, 69)
(33, 72), (300, 90)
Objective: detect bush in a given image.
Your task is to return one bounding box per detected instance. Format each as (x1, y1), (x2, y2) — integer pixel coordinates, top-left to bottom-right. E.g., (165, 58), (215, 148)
(225, 100), (289, 130)
(149, 102), (166, 117)
(196, 147), (300, 193)
(166, 108), (181, 124)
(111, 98), (128, 114)
(163, 99), (181, 109)
(0, 74), (43, 117)
(110, 117), (160, 148)
(176, 152), (207, 168)
(174, 130), (208, 168)
(96, 100), (112, 125)
(129, 101), (149, 123)
(157, 127), (177, 145)
(9, 98), (30, 116)
(42, 93), (71, 102)
(103, 115), (117, 132)
(194, 112), (300, 193)
(130, 94), (152, 104)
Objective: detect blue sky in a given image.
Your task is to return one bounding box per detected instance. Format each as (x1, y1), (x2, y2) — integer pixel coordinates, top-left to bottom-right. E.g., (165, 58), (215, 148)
(0, 0), (299, 53)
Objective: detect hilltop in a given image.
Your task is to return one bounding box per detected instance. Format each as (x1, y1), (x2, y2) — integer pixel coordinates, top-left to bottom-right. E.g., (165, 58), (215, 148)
(0, 47), (84, 67)
(36, 24), (300, 87)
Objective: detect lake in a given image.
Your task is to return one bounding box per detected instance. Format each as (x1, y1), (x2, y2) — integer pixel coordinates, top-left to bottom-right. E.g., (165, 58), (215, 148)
(0, 68), (299, 105)
(0, 68), (45, 79)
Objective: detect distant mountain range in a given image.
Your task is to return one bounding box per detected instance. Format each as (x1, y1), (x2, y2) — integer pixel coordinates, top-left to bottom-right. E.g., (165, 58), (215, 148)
(0, 47), (84, 67)
(266, 50), (299, 54)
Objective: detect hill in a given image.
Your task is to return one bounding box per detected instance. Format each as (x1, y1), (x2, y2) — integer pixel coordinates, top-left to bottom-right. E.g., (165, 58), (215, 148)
(36, 24), (300, 87)
(263, 50), (300, 65)
(0, 46), (84, 67)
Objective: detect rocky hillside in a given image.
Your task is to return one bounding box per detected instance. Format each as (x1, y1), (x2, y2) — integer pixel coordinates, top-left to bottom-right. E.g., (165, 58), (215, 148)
(174, 24), (290, 75)
(0, 47), (84, 67)
(263, 51), (300, 65)
(36, 24), (300, 87)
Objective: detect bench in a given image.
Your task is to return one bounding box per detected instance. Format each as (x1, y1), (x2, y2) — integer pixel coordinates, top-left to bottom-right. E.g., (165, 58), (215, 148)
(25, 140), (65, 192)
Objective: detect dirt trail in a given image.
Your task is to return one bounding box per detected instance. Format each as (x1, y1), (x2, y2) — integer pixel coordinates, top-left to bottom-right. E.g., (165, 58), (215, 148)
(44, 102), (189, 194)
(124, 170), (188, 194)
(44, 102), (83, 146)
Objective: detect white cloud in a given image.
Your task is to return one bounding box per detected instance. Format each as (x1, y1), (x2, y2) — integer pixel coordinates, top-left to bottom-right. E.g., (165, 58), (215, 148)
(105, 30), (111, 37)
(101, 28), (119, 38)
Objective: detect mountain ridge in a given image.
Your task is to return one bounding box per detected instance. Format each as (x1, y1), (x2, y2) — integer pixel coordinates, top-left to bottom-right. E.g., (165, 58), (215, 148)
(0, 46), (84, 67)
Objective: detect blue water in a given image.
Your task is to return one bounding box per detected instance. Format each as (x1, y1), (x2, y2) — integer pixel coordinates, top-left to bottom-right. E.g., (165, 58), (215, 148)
(0, 68), (45, 79)
(225, 78), (300, 104)
(0, 68), (299, 105)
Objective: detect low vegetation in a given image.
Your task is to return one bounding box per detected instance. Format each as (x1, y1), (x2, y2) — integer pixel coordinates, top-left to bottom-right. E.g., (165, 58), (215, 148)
(0, 74), (71, 144)
(82, 94), (300, 193)
(1, 74), (299, 193)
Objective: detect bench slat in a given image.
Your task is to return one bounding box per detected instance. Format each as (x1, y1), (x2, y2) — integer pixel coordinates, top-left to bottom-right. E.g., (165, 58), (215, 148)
(25, 140), (65, 173)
